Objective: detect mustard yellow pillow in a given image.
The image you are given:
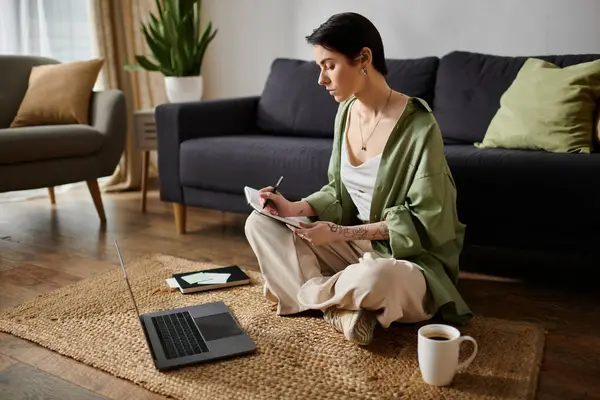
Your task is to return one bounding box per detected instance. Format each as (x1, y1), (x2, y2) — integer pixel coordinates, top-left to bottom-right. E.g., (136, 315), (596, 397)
(10, 59), (104, 128)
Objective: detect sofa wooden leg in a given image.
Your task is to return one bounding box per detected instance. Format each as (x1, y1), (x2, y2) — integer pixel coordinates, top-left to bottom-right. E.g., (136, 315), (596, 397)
(86, 179), (106, 222)
(48, 187), (56, 205)
(173, 203), (186, 234)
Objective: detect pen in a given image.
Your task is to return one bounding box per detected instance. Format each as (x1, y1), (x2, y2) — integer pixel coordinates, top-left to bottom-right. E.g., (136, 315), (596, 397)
(263, 176), (283, 209)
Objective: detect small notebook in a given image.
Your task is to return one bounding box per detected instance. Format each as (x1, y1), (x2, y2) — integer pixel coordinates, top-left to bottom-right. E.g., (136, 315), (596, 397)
(244, 186), (304, 229)
(171, 265), (251, 294)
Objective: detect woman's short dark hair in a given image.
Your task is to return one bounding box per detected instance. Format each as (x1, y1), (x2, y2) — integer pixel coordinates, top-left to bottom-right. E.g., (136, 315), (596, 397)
(306, 12), (388, 76)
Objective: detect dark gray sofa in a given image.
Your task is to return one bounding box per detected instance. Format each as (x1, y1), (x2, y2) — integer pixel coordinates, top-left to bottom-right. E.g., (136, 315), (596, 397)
(156, 51), (600, 274)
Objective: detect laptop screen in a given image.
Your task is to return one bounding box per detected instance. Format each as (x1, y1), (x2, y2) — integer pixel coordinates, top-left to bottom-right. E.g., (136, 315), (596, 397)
(114, 239), (142, 319)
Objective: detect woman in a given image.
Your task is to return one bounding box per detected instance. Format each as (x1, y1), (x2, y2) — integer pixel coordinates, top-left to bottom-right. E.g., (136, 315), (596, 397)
(245, 12), (472, 345)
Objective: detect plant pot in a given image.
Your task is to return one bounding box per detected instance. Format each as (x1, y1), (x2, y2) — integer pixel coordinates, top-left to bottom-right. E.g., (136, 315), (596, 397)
(164, 76), (203, 103)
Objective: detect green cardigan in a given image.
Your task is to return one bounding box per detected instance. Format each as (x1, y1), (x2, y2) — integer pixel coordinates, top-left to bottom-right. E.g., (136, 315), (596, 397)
(303, 96), (473, 325)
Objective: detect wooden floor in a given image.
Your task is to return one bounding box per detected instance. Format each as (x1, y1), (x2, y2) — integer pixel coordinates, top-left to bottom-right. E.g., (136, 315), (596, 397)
(0, 183), (599, 400)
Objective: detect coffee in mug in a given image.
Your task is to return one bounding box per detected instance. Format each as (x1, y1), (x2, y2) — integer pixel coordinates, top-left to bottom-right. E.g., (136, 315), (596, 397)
(426, 335), (451, 341)
(417, 324), (478, 386)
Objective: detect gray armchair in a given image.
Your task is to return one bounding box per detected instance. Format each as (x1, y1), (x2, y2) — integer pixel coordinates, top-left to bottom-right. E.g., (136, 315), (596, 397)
(0, 55), (127, 222)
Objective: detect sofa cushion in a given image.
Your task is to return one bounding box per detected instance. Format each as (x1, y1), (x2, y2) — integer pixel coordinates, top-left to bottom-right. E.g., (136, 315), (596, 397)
(434, 51), (600, 144)
(0, 56), (60, 129)
(386, 57), (439, 106)
(10, 58), (104, 128)
(180, 135), (332, 200)
(476, 58), (600, 154)
(596, 103), (600, 146)
(0, 125), (105, 164)
(444, 144), (600, 251)
(256, 57), (439, 138)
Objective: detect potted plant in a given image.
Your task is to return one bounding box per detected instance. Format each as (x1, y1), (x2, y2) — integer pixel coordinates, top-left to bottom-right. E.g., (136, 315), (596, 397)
(126, 0), (218, 103)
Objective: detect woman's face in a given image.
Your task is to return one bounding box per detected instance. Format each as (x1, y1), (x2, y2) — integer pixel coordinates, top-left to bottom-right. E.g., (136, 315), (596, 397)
(313, 45), (364, 102)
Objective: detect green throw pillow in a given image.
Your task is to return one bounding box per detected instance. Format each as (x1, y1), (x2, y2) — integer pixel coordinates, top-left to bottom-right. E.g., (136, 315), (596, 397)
(476, 57), (600, 153)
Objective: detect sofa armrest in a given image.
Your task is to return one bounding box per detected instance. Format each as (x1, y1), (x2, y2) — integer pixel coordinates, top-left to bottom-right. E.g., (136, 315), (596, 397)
(155, 96), (259, 142)
(155, 96), (260, 203)
(89, 89), (127, 173)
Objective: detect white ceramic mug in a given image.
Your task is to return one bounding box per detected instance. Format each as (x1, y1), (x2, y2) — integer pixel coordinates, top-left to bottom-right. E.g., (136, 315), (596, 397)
(417, 324), (478, 386)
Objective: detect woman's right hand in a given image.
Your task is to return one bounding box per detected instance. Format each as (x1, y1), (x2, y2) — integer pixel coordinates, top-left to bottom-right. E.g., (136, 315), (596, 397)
(258, 186), (297, 217)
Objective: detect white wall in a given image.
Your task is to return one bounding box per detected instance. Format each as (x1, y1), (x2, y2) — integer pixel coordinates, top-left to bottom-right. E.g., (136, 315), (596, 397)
(201, 0), (294, 99)
(293, 0), (600, 60)
(203, 0), (600, 99)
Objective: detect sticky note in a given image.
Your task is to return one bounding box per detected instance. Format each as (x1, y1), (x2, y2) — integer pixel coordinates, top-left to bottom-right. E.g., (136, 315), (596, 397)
(166, 278), (180, 289)
(181, 272), (213, 284)
(197, 273), (231, 284)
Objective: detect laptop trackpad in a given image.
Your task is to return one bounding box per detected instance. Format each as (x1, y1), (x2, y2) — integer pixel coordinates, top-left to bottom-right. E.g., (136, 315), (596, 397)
(194, 312), (244, 341)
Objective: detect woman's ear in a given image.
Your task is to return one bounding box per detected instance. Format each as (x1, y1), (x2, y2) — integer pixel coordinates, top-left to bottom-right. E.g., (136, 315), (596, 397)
(359, 47), (373, 67)
(354, 48), (372, 75)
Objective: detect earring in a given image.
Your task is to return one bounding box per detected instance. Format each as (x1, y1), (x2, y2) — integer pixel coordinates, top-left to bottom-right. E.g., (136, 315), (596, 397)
(361, 67), (367, 75)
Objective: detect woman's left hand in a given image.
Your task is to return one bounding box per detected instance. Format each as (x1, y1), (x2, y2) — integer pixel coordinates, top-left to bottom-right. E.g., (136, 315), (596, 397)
(289, 221), (341, 246)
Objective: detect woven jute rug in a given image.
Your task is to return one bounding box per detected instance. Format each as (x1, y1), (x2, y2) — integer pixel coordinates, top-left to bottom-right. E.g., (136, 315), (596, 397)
(0, 254), (545, 400)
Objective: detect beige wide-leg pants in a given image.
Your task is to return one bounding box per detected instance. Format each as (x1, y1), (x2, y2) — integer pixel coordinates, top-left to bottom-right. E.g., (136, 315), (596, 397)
(244, 211), (431, 328)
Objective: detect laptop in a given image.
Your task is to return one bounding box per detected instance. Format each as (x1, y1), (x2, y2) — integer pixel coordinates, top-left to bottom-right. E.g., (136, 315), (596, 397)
(114, 240), (256, 371)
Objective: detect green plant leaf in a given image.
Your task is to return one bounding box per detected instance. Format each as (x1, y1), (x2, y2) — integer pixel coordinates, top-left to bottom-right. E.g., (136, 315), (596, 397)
(195, 24), (217, 75)
(154, 0), (165, 20)
(194, 0), (201, 42)
(145, 9), (172, 72)
(141, 24), (170, 67)
(163, 6), (183, 75)
(147, 20), (166, 51)
(124, 64), (145, 72)
(128, 0), (216, 77)
(148, 13), (163, 38)
(183, 13), (200, 74)
(134, 55), (161, 72)
(196, 21), (214, 57)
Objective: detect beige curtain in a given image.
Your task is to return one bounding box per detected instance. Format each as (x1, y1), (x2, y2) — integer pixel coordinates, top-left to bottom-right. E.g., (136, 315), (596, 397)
(90, 0), (167, 191)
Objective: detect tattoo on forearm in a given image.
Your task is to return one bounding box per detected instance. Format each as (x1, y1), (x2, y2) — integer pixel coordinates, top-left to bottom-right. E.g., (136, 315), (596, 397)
(329, 221), (389, 241)
(374, 222), (390, 240)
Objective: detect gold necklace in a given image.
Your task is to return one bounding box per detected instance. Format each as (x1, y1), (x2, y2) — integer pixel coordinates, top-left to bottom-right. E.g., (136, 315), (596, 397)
(358, 88), (393, 151)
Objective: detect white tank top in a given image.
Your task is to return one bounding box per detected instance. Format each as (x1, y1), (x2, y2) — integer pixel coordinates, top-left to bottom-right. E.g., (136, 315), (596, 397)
(340, 127), (382, 223)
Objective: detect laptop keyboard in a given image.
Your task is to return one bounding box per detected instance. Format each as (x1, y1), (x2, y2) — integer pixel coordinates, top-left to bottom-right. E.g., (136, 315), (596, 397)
(151, 312), (209, 359)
